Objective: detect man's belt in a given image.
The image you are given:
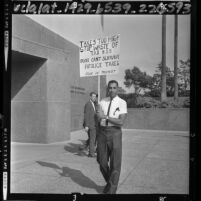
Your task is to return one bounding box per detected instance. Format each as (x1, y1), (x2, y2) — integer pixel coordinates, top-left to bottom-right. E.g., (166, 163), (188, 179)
(99, 125), (121, 130)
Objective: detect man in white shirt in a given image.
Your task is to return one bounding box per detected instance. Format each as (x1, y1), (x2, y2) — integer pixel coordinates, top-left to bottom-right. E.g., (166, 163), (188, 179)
(97, 80), (127, 194)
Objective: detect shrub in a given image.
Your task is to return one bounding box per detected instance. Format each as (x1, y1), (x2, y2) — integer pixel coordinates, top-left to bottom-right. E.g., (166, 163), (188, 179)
(143, 102), (152, 108)
(157, 101), (169, 108)
(137, 96), (161, 108)
(183, 99), (190, 108)
(179, 90), (190, 97)
(119, 93), (138, 108)
(145, 90), (160, 97)
(167, 91), (174, 97)
(119, 93), (190, 108)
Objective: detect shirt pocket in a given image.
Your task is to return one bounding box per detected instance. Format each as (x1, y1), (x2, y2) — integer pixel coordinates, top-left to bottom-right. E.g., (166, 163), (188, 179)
(111, 107), (121, 118)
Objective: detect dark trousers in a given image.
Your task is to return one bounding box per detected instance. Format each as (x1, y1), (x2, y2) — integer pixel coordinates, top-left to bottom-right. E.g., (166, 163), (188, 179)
(97, 126), (122, 194)
(87, 128), (96, 155)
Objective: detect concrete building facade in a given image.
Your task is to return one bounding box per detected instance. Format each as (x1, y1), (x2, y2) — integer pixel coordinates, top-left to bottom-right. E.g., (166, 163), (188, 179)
(11, 15), (106, 143)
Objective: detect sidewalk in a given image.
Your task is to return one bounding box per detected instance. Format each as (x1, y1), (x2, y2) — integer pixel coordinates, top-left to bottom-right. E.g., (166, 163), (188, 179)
(11, 129), (189, 194)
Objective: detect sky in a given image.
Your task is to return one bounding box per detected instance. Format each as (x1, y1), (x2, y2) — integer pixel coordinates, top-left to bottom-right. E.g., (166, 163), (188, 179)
(27, 14), (190, 92)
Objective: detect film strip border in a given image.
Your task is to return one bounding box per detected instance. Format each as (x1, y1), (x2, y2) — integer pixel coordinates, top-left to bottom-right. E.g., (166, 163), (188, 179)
(2, 0), (11, 200)
(2, 1), (194, 201)
(12, 1), (191, 15)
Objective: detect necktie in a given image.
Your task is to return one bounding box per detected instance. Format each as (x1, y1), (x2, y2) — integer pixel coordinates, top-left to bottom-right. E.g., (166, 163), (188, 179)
(106, 98), (112, 126)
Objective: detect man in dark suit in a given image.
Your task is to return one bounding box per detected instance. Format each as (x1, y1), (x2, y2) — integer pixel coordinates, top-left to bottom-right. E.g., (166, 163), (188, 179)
(82, 92), (98, 157)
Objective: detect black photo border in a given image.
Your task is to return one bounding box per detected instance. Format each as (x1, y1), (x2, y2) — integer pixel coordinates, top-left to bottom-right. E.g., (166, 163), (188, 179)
(1, 0), (197, 201)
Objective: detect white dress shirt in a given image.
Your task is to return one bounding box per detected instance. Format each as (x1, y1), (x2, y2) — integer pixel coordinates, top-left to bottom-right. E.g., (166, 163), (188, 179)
(99, 95), (127, 127)
(90, 100), (96, 111)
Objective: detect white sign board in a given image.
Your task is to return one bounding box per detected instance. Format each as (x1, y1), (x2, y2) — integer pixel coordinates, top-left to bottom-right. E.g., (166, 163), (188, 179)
(80, 34), (120, 77)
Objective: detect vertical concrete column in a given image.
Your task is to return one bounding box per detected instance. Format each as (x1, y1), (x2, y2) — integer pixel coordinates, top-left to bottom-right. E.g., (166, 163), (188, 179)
(45, 60), (71, 143)
(11, 54), (48, 143)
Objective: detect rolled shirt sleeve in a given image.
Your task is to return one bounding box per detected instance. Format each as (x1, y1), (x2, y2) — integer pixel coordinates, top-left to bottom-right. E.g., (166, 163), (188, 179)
(119, 100), (127, 115)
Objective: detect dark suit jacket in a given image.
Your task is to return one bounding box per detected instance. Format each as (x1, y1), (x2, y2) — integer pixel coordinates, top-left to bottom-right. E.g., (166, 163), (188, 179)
(83, 101), (97, 129)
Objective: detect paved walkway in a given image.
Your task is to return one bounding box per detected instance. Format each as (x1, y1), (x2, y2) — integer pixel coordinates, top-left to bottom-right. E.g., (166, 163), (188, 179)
(11, 129), (189, 194)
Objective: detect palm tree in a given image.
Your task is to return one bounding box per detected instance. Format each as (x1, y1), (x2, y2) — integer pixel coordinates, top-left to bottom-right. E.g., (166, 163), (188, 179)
(161, 15), (167, 102)
(174, 15), (179, 101)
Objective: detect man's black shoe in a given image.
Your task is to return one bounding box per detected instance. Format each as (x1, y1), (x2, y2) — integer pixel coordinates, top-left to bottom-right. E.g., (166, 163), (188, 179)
(103, 183), (110, 194)
(88, 154), (96, 158)
(79, 146), (88, 151)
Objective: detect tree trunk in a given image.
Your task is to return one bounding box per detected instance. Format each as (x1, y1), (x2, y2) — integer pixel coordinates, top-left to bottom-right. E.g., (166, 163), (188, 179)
(174, 15), (179, 101)
(161, 15), (167, 102)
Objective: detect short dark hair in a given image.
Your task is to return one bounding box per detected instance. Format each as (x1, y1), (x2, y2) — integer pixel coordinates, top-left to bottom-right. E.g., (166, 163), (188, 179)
(90, 92), (97, 97)
(108, 80), (119, 87)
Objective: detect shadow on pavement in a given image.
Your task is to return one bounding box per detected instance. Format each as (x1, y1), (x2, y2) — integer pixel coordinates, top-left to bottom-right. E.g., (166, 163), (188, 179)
(64, 142), (88, 157)
(60, 167), (103, 193)
(36, 161), (61, 170)
(36, 161), (103, 194)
